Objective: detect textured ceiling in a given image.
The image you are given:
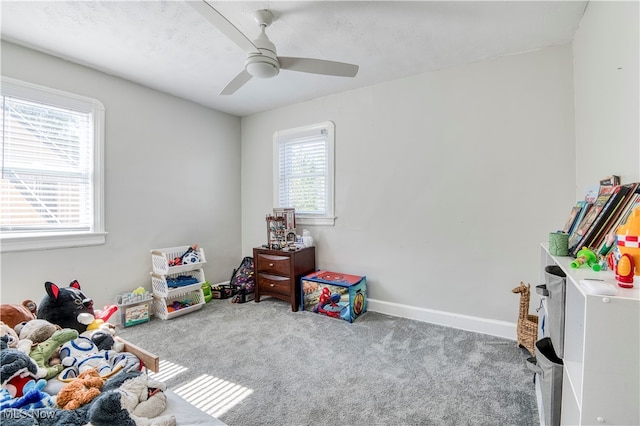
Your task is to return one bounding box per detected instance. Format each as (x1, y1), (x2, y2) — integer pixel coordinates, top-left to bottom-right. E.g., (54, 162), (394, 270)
(1, 1), (588, 117)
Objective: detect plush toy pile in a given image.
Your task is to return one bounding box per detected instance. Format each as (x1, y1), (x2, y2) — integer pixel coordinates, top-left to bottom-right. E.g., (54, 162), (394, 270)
(0, 281), (175, 426)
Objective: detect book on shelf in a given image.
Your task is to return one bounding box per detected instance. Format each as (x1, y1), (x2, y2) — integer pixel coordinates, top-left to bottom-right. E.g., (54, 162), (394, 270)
(594, 186), (640, 254)
(566, 185), (599, 248)
(568, 184), (617, 255)
(567, 204), (593, 249)
(562, 201), (586, 234)
(589, 182), (639, 250)
(575, 182), (638, 254)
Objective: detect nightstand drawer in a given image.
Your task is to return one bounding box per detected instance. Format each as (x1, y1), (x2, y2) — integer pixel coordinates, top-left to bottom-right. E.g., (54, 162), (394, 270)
(256, 253), (290, 276)
(257, 273), (290, 296)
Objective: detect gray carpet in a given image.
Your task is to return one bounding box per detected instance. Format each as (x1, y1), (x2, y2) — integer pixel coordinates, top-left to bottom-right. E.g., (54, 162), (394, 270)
(117, 297), (538, 426)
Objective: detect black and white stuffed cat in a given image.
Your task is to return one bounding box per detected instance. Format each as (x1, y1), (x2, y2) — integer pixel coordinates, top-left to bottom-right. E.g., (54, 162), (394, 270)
(36, 281), (95, 333)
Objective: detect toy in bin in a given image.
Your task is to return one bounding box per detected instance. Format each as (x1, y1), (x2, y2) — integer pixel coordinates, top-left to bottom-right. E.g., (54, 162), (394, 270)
(168, 244), (200, 267)
(167, 299), (192, 312)
(301, 271), (367, 322)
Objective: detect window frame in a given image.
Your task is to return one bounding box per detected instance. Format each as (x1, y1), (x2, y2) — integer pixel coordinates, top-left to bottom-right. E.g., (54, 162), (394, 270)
(0, 76), (106, 252)
(273, 121), (335, 226)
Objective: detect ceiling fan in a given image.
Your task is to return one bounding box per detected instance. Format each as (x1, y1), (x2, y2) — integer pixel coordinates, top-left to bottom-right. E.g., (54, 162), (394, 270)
(188, 0), (360, 95)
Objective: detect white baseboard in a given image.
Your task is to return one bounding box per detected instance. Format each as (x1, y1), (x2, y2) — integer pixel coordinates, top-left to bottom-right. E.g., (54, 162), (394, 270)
(367, 298), (517, 341)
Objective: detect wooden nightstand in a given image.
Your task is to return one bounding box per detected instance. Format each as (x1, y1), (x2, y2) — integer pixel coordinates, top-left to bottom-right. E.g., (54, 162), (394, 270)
(253, 246), (316, 311)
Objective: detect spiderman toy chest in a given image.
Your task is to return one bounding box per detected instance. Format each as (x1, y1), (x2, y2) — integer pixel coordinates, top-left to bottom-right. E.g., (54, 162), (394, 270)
(301, 271), (367, 322)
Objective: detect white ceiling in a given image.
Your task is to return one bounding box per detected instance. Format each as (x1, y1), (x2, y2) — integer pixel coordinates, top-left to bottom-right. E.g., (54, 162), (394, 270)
(1, 1), (588, 117)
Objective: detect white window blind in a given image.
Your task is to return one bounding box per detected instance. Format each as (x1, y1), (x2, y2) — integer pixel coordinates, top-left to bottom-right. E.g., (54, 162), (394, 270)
(0, 77), (106, 251)
(273, 121), (335, 226)
(278, 135), (327, 214)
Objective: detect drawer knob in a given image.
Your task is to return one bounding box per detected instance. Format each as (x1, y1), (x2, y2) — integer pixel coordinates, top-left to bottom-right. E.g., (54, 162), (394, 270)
(597, 417), (605, 423)
(270, 283), (275, 287)
(602, 297), (610, 304)
(269, 263), (274, 267)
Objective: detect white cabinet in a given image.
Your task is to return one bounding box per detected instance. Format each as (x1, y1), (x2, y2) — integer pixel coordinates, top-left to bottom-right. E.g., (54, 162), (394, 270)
(540, 244), (640, 425)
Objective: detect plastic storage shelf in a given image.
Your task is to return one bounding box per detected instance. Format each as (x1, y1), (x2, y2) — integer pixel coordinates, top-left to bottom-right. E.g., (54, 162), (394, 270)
(151, 246), (207, 275)
(150, 245), (208, 321)
(151, 269), (205, 298)
(153, 287), (205, 321)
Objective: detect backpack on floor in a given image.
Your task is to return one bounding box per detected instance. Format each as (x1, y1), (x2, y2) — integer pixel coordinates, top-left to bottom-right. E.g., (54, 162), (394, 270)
(229, 256), (255, 296)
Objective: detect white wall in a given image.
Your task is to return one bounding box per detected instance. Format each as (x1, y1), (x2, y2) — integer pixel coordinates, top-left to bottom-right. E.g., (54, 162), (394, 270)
(573, 1), (640, 196)
(241, 45), (576, 332)
(0, 41), (242, 309)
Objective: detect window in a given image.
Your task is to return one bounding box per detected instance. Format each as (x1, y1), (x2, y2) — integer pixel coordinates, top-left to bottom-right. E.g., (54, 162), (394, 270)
(273, 121), (335, 226)
(1, 77), (106, 252)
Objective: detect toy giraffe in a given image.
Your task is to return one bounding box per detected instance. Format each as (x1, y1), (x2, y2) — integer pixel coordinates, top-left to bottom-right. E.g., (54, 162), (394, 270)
(511, 282), (538, 355)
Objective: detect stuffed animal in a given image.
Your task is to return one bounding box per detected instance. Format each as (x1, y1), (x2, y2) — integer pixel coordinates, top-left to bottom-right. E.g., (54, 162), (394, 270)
(58, 336), (140, 382)
(29, 328), (79, 380)
(37, 281), (96, 333)
(12, 318), (79, 379)
(89, 371), (175, 426)
(0, 335), (42, 398)
(0, 379), (56, 412)
(15, 319), (60, 347)
(0, 321), (19, 349)
(56, 369), (104, 410)
(82, 321), (124, 353)
(0, 300), (37, 329)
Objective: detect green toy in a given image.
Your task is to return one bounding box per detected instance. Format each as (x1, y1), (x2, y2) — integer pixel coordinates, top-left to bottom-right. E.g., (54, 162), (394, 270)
(571, 247), (601, 271)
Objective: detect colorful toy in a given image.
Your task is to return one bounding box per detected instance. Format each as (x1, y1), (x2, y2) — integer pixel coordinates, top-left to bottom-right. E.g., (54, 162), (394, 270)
(95, 304), (118, 323)
(167, 300), (191, 312)
(0, 378), (55, 411)
(616, 206), (640, 288)
(570, 247), (601, 271)
(168, 244), (200, 266)
(301, 271), (367, 323)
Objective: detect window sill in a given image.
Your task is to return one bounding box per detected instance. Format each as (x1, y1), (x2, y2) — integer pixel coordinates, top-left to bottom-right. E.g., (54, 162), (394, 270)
(0, 232), (108, 253)
(296, 216), (336, 226)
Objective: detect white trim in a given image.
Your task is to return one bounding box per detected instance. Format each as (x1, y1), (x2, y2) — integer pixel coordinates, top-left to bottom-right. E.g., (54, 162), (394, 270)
(0, 232), (107, 252)
(296, 216), (336, 226)
(367, 298), (517, 340)
(0, 76), (106, 250)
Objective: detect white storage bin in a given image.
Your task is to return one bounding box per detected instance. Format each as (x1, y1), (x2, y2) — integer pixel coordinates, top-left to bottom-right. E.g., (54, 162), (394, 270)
(151, 269), (205, 298)
(153, 288), (205, 321)
(151, 246), (206, 275)
(116, 297), (153, 327)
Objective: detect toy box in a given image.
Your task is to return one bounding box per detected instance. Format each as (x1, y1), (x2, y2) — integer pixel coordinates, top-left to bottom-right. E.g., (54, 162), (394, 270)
(301, 271), (367, 322)
(117, 297), (153, 327)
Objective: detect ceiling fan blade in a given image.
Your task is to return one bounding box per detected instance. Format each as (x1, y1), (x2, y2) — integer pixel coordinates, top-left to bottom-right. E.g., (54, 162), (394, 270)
(278, 57), (359, 77)
(220, 69), (252, 95)
(187, 1), (260, 54)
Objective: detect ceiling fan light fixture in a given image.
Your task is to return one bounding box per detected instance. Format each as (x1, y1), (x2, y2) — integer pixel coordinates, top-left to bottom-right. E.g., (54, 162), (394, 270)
(246, 61), (279, 78)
